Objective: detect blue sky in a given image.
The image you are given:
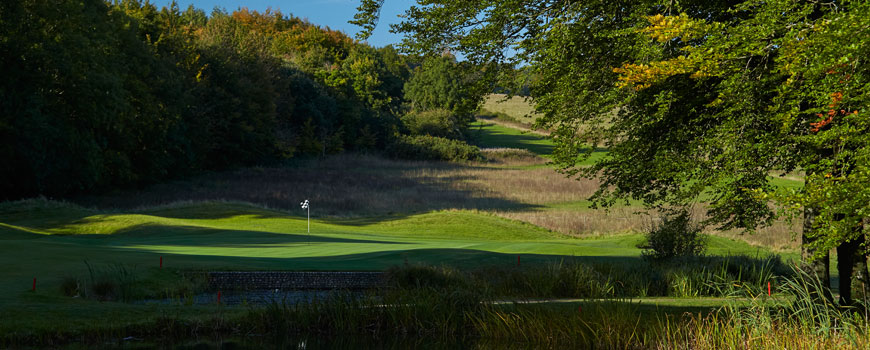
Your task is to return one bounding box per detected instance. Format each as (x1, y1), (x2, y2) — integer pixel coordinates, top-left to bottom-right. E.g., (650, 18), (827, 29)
(152, 0), (415, 48)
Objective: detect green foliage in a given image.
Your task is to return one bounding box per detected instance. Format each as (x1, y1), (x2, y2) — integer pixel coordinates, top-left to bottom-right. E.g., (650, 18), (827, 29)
(401, 109), (464, 139)
(640, 210), (707, 262)
(0, 1), (414, 200)
(404, 56), (482, 128)
(387, 135), (482, 162)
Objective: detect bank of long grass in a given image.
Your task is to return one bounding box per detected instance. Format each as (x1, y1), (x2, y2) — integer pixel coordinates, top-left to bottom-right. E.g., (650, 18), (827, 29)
(385, 256), (788, 299)
(242, 265), (868, 349)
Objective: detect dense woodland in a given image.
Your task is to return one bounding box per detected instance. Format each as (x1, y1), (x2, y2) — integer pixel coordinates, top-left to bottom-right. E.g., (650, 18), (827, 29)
(0, 0), (486, 200)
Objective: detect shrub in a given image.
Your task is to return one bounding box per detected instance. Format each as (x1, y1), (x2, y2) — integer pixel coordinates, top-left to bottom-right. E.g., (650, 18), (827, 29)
(386, 135), (482, 162)
(91, 280), (117, 301)
(84, 261), (139, 302)
(639, 210), (706, 262)
(402, 109), (464, 140)
(60, 277), (80, 297)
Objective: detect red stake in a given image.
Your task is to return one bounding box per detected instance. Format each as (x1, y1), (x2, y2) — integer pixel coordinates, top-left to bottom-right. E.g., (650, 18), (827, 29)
(768, 281), (771, 296)
(578, 305), (582, 313)
(217, 291), (222, 305)
(517, 255), (521, 267)
(160, 256), (163, 268)
(32, 278), (36, 292)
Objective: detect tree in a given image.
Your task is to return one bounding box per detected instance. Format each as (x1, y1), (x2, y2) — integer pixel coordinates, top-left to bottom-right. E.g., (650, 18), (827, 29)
(404, 55), (483, 133)
(355, 0), (870, 304)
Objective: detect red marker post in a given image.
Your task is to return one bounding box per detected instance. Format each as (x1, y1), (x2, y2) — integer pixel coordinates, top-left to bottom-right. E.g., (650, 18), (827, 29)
(768, 282), (771, 297)
(217, 291), (222, 305)
(517, 255), (521, 267)
(160, 256), (163, 268)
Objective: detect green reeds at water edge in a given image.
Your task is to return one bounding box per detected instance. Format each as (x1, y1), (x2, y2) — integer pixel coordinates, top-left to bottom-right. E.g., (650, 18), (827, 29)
(385, 255), (788, 299)
(242, 263), (868, 349)
(5, 257), (867, 348)
(656, 267), (869, 349)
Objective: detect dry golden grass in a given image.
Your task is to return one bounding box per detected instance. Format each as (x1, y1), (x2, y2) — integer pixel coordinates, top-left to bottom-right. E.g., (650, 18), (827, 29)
(496, 208), (644, 236)
(482, 94), (541, 126)
(78, 153), (594, 213)
(479, 148), (546, 166)
(498, 207), (799, 250)
(716, 222), (800, 251)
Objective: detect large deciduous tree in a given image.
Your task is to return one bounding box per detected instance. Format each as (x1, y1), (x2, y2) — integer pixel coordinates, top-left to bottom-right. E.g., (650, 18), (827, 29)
(355, 0), (870, 304)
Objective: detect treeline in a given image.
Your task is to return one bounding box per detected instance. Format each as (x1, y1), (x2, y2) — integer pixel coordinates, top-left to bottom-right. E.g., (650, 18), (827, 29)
(0, 0), (482, 200)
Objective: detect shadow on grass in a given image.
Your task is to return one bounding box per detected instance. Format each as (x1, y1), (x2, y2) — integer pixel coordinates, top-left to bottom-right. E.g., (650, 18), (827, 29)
(107, 246), (646, 272)
(4, 222), (409, 247)
(470, 121), (609, 159)
(0, 222), (43, 240)
(470, 122), (555, 155)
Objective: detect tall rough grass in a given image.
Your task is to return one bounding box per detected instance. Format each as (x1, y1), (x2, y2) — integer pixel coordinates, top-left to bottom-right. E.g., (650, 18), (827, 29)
(656, 265), (869, 349)
(241, 263), (867, 349)
(385, 256), (786, 299)
(83, 261), (139, 302)
(8, 262), (866, 349)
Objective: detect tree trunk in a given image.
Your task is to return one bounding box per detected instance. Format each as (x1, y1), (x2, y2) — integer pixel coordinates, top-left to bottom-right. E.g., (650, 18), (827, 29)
(836, 222), (867, 307)
(802, 206), (831, 301)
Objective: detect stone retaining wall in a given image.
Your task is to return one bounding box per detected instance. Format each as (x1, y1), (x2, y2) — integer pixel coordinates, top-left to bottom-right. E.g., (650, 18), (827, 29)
(208, 271), (384, 290)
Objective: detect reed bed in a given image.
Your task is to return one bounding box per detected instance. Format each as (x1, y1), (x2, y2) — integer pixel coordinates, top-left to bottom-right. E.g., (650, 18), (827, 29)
(386, 256), (787, 299)
(7, 261), (865, 349)
(238, 263), (867, 349)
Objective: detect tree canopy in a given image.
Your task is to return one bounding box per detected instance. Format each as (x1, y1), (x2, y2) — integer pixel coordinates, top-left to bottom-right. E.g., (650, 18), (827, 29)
(355, 0), (870, 303)
(0, 0), (416, 199)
